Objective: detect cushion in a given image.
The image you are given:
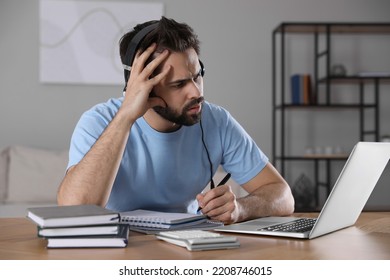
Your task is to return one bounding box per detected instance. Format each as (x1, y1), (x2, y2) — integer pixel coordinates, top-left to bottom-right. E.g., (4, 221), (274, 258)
(5, 146), (68, 203)
(0, 147), (10, 202)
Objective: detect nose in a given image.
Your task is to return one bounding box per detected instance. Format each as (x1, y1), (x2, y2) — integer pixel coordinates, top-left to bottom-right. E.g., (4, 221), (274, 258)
(186, 79), (203, 100)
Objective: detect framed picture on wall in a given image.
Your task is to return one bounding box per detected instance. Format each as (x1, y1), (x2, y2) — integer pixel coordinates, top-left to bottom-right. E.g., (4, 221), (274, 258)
(39, 0), (164, 85)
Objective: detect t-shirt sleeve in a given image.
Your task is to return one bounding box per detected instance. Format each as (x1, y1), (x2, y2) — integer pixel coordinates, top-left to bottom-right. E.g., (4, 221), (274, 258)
(67, 109), (112, 170)
(219, 110), (269, 185)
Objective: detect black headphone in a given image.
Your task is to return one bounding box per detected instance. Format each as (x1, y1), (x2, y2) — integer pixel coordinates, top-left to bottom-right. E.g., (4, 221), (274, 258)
(122, 23), (205, 92)
(122, 22), (213, 192)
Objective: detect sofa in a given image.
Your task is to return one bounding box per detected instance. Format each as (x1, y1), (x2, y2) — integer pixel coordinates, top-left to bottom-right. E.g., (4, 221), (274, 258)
(0, 146), (67, 217)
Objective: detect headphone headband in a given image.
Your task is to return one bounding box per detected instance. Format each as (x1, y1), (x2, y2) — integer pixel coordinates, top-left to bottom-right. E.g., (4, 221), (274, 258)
(123, 23), (159, 91)
(123, 23), (159, 72)
(122, 22), (205, 91)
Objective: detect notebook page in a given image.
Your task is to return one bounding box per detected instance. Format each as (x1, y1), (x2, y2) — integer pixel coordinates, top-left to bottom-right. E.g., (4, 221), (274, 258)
(120, 209), (206, 227)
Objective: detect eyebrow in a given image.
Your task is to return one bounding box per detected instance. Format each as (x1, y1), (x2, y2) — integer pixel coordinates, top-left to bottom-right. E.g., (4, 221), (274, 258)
(166, 68), (202, 86)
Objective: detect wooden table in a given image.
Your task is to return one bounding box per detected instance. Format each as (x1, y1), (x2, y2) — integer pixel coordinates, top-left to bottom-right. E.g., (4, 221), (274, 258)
(1, 212), (389, 260)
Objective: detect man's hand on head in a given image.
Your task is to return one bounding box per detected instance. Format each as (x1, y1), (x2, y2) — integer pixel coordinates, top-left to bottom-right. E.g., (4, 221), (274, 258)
(120, 44), (170, 123)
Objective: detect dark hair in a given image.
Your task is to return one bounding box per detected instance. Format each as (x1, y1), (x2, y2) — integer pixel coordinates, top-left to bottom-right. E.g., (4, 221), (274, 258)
(119, 16), (200, 65)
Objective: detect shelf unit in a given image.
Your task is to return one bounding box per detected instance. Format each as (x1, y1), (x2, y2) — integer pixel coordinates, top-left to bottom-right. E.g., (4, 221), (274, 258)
(271, 22), (390, 210)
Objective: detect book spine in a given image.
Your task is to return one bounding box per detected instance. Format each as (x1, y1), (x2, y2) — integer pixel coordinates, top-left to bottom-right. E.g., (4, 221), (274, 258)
(291, 74), (301, 105)
(303, 74), (311, 105)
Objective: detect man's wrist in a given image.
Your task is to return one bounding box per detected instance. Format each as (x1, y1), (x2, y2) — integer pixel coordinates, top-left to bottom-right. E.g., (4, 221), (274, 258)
(115, 107), (138, 128)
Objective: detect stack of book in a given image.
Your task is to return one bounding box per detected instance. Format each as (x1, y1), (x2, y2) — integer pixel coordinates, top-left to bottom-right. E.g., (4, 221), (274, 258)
(291, 74), (313, 105)
(27, 204), (129, 248)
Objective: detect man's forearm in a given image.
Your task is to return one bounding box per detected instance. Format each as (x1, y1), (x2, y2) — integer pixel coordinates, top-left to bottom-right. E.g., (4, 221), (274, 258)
(57, 111), (134, 206)
(236, 183), (295, 222)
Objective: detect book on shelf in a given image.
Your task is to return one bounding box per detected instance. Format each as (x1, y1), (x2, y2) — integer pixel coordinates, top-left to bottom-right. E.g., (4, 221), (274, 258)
(27, 204), (121, 228)
(37, 223), (125, 238)
(121, 209), (224, 233)
(303, 74), (312, 105)
(291, 74), (301, 105)
(290, 74), (312, 105)
(46, 224), (129, 248)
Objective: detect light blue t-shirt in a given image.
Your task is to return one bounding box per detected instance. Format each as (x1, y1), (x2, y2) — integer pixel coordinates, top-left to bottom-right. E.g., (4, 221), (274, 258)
(68, 98), (268, 213)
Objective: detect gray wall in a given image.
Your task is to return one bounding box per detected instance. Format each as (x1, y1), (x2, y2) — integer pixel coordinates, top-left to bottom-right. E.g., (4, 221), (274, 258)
(1, 0), (390, 207)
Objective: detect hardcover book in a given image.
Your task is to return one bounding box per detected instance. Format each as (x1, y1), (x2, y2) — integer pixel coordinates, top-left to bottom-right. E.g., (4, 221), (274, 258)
(37, 223), (125, 237)
(291, 74), (302, 104)
(46, 224), (129, 248)
(27, 205), (120, 227)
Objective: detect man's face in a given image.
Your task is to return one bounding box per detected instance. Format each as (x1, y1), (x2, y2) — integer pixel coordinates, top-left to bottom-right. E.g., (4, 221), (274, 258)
(152, 48), (204, 126)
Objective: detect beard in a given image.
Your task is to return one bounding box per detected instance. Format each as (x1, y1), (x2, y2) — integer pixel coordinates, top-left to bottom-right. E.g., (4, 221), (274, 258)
(153, 96), (204, 126)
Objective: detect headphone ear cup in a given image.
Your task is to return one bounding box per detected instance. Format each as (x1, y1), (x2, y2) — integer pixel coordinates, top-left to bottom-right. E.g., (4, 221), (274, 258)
(123, 70), (130, 91)
(199, 60), (205, 77)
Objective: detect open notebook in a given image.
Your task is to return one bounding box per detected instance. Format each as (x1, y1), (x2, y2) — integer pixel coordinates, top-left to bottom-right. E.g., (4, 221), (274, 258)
(121, 209), (223, 233)
(216, 142), (390, 239)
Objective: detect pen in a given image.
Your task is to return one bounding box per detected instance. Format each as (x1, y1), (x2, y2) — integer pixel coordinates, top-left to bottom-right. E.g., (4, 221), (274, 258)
(214, 173), (231, 189)
(197, 173), (231, 213)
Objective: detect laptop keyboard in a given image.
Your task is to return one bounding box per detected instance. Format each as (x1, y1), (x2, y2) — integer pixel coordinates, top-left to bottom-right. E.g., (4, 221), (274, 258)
(259, 218), (317, 233)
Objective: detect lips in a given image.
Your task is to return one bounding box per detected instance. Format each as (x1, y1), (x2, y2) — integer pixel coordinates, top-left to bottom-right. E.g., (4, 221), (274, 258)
(185, 97), (204, 114)
(188, 104), (201, 114)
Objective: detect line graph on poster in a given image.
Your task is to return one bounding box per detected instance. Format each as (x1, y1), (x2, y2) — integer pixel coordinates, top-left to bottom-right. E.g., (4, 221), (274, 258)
(39, 0), (163, 85)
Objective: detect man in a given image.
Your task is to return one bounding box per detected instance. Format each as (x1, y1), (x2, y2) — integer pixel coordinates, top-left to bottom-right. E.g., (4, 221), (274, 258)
(57, 17), (294, 224)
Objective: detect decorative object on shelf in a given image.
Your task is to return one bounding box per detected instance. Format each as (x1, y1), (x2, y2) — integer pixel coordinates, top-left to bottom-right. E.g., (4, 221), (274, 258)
(331, 64), (347, 77)
(304, 146), (345, 157)
(381, 135), (390, 142)
(291, 174), (315, 211)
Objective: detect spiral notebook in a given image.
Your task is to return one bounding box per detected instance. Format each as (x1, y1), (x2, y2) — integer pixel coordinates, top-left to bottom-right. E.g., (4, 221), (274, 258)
(121, 209), (223, 233)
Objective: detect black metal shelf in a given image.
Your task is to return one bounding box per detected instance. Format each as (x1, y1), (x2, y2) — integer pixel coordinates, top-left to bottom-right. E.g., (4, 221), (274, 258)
(275, 104), (376, 109)
(274, 22), (390, 34)
(318, 76), (390, 84)
(271, 22), (389, 211)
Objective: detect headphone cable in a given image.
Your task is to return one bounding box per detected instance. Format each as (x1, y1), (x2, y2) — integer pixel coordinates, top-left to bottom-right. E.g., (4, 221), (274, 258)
(199, 118), (215, 189)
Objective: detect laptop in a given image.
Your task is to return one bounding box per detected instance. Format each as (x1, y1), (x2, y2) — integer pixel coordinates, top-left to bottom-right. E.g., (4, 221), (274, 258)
(215, 142), (390, 239)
